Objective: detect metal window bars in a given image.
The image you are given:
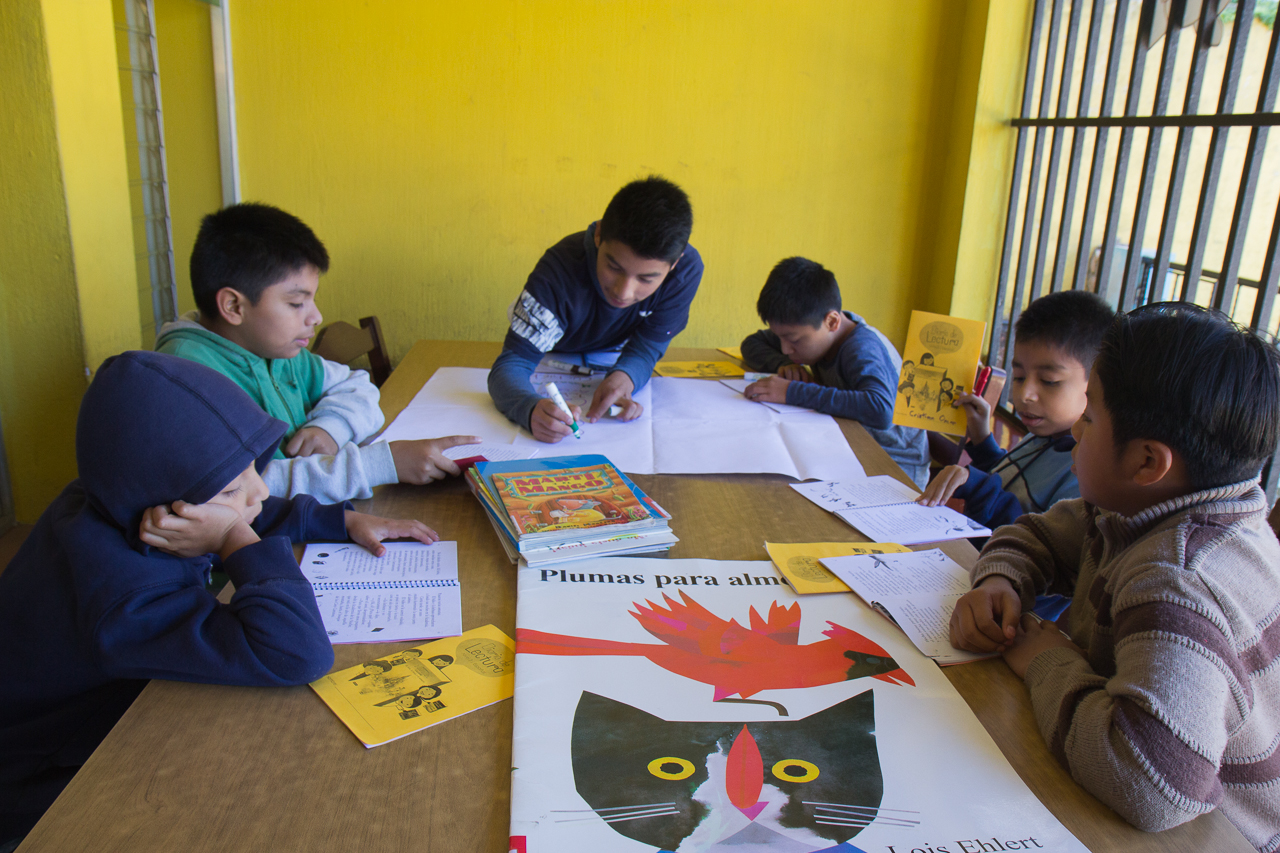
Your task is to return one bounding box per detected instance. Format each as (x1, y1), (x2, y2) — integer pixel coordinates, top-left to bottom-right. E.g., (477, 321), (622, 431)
(989, 0), (1280, 498)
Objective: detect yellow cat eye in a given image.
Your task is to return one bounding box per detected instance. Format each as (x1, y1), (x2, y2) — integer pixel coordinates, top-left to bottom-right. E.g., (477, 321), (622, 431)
(771, 759), (819, 783)
(647, 757), (695, 780)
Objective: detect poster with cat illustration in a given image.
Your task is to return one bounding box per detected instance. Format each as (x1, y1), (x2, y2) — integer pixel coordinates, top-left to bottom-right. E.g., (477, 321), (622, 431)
(509, 557), (1087, 853)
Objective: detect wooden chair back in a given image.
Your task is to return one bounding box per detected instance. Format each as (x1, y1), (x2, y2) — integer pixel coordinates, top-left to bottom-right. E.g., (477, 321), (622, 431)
(312, 316), (392, 387)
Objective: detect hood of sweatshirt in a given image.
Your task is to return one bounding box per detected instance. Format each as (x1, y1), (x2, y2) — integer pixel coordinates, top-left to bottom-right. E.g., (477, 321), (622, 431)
(75, 350), (287, 543)
(154, 311), (262, 372)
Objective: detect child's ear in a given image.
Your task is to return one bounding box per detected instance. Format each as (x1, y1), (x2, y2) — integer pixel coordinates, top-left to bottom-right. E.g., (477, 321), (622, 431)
(1125, 438), (1178, 487)
(214, 287), (250, 326)
(823, 310), (842, 332)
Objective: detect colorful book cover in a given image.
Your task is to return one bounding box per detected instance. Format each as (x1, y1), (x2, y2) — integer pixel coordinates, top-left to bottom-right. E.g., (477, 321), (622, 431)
(492, 465), (656, 537)
(892, 311), (986, 435)
(765, 541), (911, 595)
(310, 624), (515, 748)
(508, 557), (1087, 853)
(654, 361), (746, 378)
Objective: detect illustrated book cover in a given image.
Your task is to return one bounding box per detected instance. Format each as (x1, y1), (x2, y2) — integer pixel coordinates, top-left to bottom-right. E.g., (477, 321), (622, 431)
(311, 623), (515, 747)
(509, 557), (1087, 852)
(892, 311), (986, 435)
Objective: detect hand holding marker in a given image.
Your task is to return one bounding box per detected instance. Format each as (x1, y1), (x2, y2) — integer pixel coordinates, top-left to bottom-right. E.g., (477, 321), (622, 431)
(544, 382), (583, 439)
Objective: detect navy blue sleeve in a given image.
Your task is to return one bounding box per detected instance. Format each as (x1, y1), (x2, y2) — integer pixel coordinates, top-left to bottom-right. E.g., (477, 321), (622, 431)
(611, 335), (667, 394)
(94, 537), (333, 686)
(785, 334), (896, 429)
(252, 494), (350, 543)
(951, 465), (1024, 529)
(965, 434), (1007, 473)
(740, 329), (794, 373)
(488, 347), (542, 429)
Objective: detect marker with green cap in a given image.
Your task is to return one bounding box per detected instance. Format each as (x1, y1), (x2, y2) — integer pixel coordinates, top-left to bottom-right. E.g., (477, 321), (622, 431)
(544, 382), (583, 439)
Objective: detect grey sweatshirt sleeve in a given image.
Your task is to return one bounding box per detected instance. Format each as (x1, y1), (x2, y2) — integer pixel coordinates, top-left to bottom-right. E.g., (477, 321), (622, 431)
(302, 358), (385, 446)
(261, 441), (398, 502)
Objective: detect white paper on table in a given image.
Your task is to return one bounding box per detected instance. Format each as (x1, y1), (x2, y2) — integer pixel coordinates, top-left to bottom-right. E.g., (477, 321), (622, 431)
(836, 503), (992, 545)
(821, 550), (992, 664)
(792, 475), (918, 511)
(298, 542), (461, 643)
(379, 368), (866, 480)
(441, 443), (539, 462)
(718, 377), (818, 414)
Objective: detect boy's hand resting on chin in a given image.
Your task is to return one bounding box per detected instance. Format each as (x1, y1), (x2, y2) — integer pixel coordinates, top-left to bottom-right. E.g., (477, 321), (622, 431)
(139, 501), (259, 560)
(344, 511), (439, 557)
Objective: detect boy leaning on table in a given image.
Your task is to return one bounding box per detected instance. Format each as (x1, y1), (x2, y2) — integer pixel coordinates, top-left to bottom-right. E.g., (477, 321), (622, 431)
(487, 176), (704, 443)
(0, 352), (437, 849)
(950, 303), (1280, 849)
(739, 257), (930, 487)
(155, 202), (479, 502)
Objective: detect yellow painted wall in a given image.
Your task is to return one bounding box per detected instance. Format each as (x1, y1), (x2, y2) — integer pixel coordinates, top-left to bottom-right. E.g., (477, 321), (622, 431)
(229, 1), (987, 361)
(0, 0), (89, 522)
(42, 0), (142, 368)
(949, 0), (1033, 336)
(153, 0), (221, 318)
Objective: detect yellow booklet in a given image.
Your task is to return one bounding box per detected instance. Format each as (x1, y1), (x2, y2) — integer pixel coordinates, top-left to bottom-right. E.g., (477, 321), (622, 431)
(766, 541), (911, 594)
(892, 311), (986, 435)
(717, 346), (743, 360)
(311, 624), (515, 748)
(654, 360), (746, 378)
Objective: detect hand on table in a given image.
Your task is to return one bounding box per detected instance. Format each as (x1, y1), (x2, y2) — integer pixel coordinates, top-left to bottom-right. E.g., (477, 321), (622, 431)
(139, 501), (259, 560)
(949, 574), (1023, 654)
(344, 510), (440, 557)
(744, 374), (791, 404)
(586, 371), (641, 422)
(1001, 613), (1082, 679)
(389, 435), (482, 483)
(776, 363), (811, 382)
(284, 426), (339, 457)
(530, 398), (582, 443)
(917, 464), (969, 507)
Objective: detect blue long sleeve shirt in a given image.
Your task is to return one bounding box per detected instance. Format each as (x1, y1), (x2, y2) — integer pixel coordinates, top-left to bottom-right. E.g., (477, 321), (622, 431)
(740, 312), (930, 487)
(950, 432), (1079, 529)
(488, 222), (703, 429)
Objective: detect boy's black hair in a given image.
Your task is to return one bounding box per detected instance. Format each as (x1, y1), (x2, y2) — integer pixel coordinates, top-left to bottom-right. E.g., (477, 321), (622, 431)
(190, 202), (330, 318)
(756, 257), (841, 327)
(597, 176), (693, 264)
(1014, 290), (1115, 371)
(1094, 302), (1280, 490)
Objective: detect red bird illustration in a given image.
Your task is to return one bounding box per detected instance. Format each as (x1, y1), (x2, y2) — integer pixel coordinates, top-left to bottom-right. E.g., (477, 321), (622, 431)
(517, 590), (914, 701)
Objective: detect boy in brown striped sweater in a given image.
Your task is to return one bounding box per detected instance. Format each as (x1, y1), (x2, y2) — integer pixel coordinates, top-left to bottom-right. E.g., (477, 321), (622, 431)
(950, 303), (1280, 851)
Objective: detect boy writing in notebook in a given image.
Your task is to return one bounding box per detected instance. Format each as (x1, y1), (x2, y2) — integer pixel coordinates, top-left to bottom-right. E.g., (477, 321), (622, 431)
(950, 304), (1280, 848)
(740, 257), (929, 487)
(156, 203), (479, 502)
(487, 176), (703, 443)
(917, 290), (1115, 531)
(0, 352), (436, 846)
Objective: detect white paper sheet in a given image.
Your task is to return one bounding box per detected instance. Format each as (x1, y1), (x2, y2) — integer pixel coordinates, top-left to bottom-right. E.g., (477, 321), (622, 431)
(718, 377), (818, 414)
(442, 443), (539, 462)
(791, 475), (920, 511)
(821, 550), (993, 664)
(298, 542), (461, 643)
(378, 368), (867, 480)
(835, 503), (992, 545)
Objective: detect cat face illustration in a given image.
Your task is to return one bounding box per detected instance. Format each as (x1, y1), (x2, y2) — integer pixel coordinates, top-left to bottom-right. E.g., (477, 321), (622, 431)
(569, 690), (892, 852)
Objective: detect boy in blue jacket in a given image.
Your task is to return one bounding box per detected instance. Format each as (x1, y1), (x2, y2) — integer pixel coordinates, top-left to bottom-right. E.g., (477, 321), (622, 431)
(0, 351), (435, 845)
(916, 290), (1115, 529)
(740, 257), (930, 487)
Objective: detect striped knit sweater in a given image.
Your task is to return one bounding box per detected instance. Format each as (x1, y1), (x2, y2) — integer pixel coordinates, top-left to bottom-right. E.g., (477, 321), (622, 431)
(971, 479), (1280, 852)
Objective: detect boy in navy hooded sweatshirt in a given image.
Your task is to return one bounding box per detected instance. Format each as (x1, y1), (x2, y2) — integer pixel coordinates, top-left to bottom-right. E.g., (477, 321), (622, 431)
(0, 351), (436, 845)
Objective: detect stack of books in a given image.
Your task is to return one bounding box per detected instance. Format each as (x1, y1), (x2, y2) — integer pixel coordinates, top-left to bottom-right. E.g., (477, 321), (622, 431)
(465, 454), (677, 566)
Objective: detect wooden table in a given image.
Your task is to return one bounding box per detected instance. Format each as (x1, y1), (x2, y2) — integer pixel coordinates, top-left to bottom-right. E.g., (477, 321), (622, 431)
(19, 342), (1250, 853)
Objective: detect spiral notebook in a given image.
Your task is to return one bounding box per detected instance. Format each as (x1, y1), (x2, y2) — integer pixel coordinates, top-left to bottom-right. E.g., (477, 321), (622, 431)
(298, 541), (462, 643)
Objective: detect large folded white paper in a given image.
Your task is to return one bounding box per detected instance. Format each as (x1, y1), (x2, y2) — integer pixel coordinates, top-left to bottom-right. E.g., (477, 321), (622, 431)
(379, 367), (867, 480)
